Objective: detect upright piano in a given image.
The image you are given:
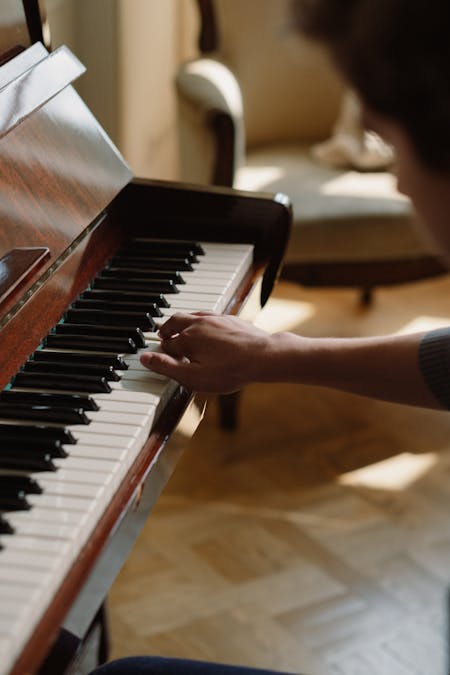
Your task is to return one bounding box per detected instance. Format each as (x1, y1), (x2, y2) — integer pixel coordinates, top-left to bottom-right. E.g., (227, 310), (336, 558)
(0, 2), (291, 673)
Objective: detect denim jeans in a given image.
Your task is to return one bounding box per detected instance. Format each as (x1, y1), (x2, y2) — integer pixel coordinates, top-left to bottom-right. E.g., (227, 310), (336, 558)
(90, 656), (300, 675)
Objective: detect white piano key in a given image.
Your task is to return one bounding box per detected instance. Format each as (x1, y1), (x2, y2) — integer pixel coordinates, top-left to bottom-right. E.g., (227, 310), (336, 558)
(66, 443), (132, 461)
(27, 493), (97, 513)
(0, 565), (54, 586)
(8, 506), (89, 527)
(70, 420), (145, 440)
(6, 518), (75, 540)
(53, 455), (120, 475)
(0, 535), (72, 557)
(0, 581), (42, 602)
(0, 548), (60, 569)
(165, 298), (220, 311)
(37, 478), (106, 500)
(69, 432), (140, 450)
(85, 409), (151, 428)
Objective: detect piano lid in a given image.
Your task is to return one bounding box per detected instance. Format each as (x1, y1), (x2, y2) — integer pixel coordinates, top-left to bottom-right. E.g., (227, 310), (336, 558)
(0, 37), (133, 319)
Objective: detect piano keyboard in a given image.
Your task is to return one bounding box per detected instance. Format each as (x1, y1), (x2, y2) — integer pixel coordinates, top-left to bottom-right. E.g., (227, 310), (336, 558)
(0, 238), (254, 675)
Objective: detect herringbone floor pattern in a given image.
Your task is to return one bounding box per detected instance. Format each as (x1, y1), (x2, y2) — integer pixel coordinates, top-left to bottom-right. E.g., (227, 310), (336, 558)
(108, 277), (450, 675)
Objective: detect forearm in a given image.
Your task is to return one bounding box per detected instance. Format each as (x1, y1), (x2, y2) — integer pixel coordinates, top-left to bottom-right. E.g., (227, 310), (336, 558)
(258, 331), (444, 409)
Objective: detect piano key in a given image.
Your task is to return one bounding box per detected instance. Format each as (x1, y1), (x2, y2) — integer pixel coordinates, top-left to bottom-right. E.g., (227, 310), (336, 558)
(53, 322), (148, 347)
(0, 549), (58, 569)
(23, 360), (121, 382)
(0, 438), (67, 457)
(0, 403), (90, 425)
(84, 409), (151, 428)
(27, 480), (105, 502)
(93, 277), (179, 293)
(72, 299), (163, 318)
(0, 495), (31, 512)
(32, 350), (129, 370)
(45, 333), (138, 353)
(65, 309), (156, 332)
(0, 535), (70, 557)
(0, 389), (100, 411)
(0, 475), (42, 494)
(81, 289), (170, 308)
(0, 517), (14, 535)
(70, 420), (146, 442)
(0, 423), (76, 445)
(105, 257), (195, 271)
(101, 264), (186, 285)
(52, 455), (121, 476)
(101, 266), (185, 284)
(0, 451), (56, 472)
(13, 371), (113, 393)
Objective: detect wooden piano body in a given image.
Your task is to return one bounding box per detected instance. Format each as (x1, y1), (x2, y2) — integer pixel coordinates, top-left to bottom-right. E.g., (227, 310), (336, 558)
(0, 3), (291, 673)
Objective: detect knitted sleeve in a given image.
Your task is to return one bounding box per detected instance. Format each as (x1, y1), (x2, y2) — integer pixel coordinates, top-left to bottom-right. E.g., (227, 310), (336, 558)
(418, 328), (450, 409)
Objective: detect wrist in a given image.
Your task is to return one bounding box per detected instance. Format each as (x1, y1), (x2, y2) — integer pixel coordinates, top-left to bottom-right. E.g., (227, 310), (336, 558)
(252, 331), (310, 383)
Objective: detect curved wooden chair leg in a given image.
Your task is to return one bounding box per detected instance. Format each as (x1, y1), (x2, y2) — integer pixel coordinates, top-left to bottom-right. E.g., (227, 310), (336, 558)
(218, 391), (241, 430)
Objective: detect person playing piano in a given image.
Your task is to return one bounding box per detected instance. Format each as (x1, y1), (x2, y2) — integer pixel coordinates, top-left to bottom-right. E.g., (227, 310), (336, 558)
(92, 0), (450, 672)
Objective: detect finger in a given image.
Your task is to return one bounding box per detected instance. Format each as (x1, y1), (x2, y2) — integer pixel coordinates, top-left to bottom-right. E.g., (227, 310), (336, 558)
(158, 312), (200, 339)
(140, 351), (191, 383)
(160, 335), (189, 359)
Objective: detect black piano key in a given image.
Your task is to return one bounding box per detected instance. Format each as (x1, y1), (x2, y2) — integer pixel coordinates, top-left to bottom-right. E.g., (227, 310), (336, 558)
(32, 351), (128, 371)
(0, 423), (76, 445)
(0, 390), (99, 411)
(102, 263), (186, 285)
(120, 241), (200, 262)
(45, 334), (138, 354)
(0, 475), (42, 495)
(93, 277), (179, 294)
(73, 298), (163, 318)
(0, 450), (56, 472)
(81, 290), (170, 308)
(124, 238), (205, 256)
(23, 359), (121, 382)
(65, 309), (156, 332)
(53, 323), (147, 349)
(0, 438), (68, 458)
(105, 257), (194, 271)
(0, 403), (90, 425)
(0, 494), (31, 511)
(102, 268), (183, 283)
(0, 515), (14, 534)
(0, 476), (42, 512)
(13, 371), (112, 394)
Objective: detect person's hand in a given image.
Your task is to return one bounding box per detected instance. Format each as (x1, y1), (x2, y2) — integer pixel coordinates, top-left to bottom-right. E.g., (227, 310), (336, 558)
(140, 312), (273, 393)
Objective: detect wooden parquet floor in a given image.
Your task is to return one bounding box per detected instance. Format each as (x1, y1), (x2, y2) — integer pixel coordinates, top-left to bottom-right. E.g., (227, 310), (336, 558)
(108, 277), (450, 675)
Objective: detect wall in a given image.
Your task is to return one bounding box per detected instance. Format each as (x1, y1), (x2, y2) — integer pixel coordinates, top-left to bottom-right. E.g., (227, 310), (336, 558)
(45, 0), (198, 179)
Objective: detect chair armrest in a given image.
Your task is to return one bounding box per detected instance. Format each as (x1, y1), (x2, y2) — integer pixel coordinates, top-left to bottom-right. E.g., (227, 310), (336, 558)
(176, 58), (245, 186)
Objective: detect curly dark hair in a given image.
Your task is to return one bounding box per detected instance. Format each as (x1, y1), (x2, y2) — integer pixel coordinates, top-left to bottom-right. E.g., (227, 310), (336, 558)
(292, 0), (450, 171)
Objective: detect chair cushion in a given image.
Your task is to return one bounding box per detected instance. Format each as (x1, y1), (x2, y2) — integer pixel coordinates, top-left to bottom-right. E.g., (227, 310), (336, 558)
(235, 143), (434, 263)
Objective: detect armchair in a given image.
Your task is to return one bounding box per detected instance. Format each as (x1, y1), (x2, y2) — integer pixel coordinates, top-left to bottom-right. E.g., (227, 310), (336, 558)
(176, 0), (445, 304)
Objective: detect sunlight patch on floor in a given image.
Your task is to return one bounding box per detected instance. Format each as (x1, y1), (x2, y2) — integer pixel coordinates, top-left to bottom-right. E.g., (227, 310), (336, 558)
(339, 452), (437, 491)
(254, 297), (315, 333)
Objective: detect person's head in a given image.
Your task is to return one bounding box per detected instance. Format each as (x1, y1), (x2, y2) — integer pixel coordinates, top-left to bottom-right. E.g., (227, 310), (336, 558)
(292, 0), (450, 254)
